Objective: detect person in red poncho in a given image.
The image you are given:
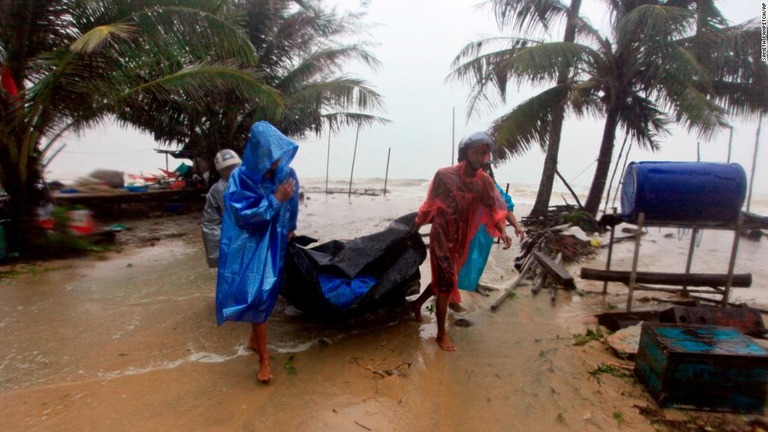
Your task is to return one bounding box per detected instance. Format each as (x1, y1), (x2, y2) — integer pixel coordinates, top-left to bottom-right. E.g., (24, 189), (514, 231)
(411, 132), (512, 351)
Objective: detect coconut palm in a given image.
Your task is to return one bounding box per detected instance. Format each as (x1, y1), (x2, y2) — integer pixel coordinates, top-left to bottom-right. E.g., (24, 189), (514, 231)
(133, 0), (390, 176)
(451, 0), (768, 217)
(0, 0), (277, 255)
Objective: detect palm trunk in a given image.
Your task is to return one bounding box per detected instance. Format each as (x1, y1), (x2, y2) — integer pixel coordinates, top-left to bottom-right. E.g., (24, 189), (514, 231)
(0, 147), (45, 257)
(584, 106), (620, 216)
(529, 0), (582, 218)
(530, 104), (565, 217)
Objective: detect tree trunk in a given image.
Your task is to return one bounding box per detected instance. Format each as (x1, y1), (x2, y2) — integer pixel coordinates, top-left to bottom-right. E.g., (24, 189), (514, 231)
(584, 106), (620, 216)
(528, 0), (582, 218)
(0, 151), (45, 257)
(530, 103), (564, 217)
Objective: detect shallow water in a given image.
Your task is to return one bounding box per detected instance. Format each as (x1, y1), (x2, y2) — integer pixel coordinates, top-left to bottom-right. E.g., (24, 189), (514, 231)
(2, 178), (767, 431)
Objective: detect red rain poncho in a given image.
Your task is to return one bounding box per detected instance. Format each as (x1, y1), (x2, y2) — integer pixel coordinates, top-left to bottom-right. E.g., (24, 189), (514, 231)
(416, 161), (508, 303)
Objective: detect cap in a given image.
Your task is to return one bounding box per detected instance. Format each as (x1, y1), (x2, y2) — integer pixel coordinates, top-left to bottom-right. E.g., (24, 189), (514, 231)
(214, 149), (241, 172)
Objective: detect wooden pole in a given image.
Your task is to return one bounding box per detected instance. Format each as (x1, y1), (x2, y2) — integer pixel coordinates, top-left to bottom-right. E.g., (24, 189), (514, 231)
(555, 169), (584, 209)
(383, 147), (391, 197)
(746, 112), (763, 213)
(348, 124), (360, 198)
(602, 207), (617, 295)
(682, 228), (698, 292)
(451, 107), (455, 164)
(626, 212), (644, 311)
(723, 216), (743, 306)
(581, 268), (752, 287)
(325, 130), (331, 194)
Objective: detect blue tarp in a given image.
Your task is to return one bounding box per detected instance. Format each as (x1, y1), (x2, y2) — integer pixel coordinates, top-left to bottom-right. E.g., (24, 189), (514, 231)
(318, 274), (377, 309)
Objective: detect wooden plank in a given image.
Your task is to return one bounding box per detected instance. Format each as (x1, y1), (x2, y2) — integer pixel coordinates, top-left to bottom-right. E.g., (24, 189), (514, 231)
(533, 251), (575, 289)
(580, 267), (752, 288)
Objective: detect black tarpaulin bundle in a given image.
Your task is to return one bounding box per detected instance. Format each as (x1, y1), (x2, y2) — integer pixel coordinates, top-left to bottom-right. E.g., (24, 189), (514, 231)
(283, 212), (427, 319)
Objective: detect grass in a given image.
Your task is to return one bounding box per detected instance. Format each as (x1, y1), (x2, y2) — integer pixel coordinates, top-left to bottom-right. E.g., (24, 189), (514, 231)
(573, 327), (605, 346)
(284, 354), (297, 375)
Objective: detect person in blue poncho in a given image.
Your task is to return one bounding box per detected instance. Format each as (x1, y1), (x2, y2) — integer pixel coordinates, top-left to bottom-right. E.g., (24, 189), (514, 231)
(453, 133), (525, 304)
(216, 121), (300, 383)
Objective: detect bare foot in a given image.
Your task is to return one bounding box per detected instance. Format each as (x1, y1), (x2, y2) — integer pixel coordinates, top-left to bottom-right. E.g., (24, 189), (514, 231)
(436, 333), (456, 352)
(448, 303), (466, 313)
(410, 301), (425, 323)
(257, 361), (273, 383)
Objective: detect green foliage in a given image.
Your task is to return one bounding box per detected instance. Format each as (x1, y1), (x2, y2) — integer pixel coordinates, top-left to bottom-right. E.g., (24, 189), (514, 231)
(557, 210), (597, 233)
(284, 354), (297, 375)
(573, 327), (604, 346)
(613, 410), (625, 427)
(588, 363), (633, 383)
(450, 0), (768, 217)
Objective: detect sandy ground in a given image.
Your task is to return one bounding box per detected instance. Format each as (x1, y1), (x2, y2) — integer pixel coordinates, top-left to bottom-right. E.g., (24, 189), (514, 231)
(2, 190), (768, 431)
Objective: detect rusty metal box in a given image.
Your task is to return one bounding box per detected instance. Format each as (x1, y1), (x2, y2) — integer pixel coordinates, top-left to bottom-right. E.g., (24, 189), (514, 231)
(634, 323), (768, 413)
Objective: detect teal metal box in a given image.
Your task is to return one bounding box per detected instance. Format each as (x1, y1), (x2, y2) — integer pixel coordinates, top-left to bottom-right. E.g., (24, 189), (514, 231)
(634, 323), (768, 413)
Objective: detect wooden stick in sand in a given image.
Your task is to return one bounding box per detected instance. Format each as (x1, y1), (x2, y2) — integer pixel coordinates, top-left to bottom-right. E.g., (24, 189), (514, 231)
(491, 251), (536, 311)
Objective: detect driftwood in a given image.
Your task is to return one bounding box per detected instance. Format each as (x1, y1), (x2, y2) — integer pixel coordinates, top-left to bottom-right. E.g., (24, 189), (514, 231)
(533, 251), (576, 289)
(580, 268), (752, 288)
(491, 251), (536, 311)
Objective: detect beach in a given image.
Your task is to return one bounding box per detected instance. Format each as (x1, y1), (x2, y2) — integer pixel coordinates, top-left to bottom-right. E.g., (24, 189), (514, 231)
(2, 177), (768, 431)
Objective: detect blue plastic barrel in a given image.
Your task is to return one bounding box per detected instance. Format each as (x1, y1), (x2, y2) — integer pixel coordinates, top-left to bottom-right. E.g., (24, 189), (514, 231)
(620, 161), (747, 225)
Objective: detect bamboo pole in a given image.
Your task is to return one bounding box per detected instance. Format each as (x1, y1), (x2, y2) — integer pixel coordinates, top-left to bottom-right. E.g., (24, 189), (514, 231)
(348, 124), (360, 198)
(626, 212), (644, 311)
(383, 147), (391, 197)
(723, 216), (743, 306)
(451, 107), (455, 164)
(746, 112), (763, 213)
(325, 130), (331, 194)
(682, 228), (698, 292)
(602, 207), (617, 295)
(727, 126), (733, 163)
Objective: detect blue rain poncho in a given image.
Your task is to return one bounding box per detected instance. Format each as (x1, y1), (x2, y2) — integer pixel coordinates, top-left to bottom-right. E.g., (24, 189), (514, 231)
(456, 183), (515, 292)
(215, 122), (299, 325)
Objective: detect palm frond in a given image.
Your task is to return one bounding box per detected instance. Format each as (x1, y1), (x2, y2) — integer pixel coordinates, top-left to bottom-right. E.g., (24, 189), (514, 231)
(618, 4), (694, 43)
(483, 0), (571, 36)
(278, 45), (381, 91)
(121, 64), (283, 113)
(618, 93), (669, 151)
(490, 85), (569, 161)
(69, 23), (137, 54)
(319, 112), (391, 136)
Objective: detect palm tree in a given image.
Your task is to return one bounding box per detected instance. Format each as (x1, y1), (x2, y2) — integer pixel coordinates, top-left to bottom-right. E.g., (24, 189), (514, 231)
(132, 0), (390, 178)
(451, 0), (768, 217)
(0, 0), (275, 255)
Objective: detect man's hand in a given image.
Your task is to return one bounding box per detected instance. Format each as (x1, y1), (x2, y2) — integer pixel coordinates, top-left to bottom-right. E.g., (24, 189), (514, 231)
(513, 226), (525, 242)
(275, 178), (296, 202)
(500, 232), (512, 250)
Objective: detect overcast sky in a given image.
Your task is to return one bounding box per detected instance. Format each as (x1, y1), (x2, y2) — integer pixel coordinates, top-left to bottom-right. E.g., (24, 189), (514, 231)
(48, 0), (766, 195)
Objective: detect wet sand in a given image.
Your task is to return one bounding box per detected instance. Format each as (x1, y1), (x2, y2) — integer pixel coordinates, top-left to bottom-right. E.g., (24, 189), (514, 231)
(2, 185), (767, 431)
